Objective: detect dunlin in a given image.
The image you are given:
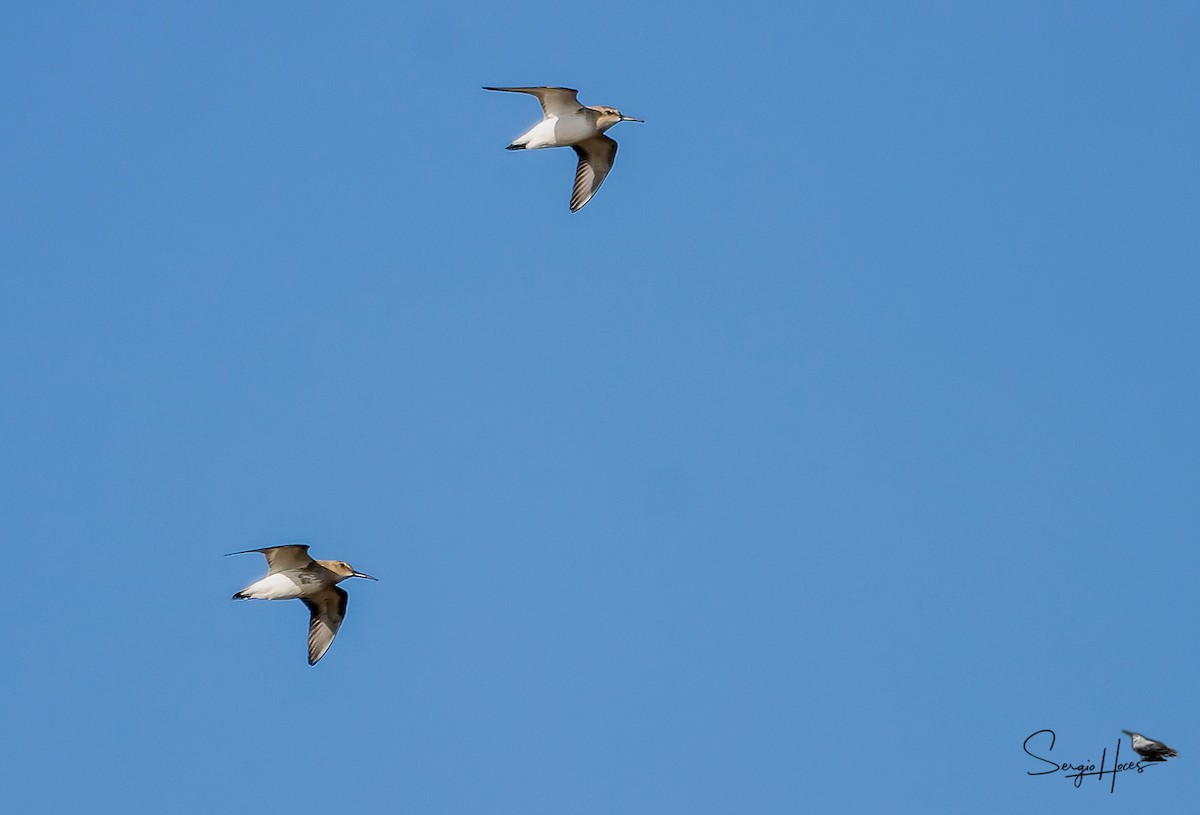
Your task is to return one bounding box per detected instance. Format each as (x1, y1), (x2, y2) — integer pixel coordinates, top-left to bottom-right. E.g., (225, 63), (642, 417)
(229, 545), (377, 666)
(1122, 730), (1178, 762)
(483, 86), (643, 212)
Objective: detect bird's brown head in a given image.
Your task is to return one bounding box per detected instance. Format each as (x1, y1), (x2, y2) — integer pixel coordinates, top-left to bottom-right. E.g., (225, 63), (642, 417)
(592, 106), (644, 131)
(323, 560), (379, 582)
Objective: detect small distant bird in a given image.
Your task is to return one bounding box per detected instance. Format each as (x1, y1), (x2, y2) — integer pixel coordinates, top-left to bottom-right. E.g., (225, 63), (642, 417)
(229, 545), (377, 666)
(1122, 730), (1178, 762)
(483, 86), (643, 212)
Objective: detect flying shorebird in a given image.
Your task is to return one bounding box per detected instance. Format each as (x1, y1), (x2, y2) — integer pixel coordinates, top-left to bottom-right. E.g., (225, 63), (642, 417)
(228, 545), (377, 666)
(1122, 730), (1178, 762)
(483, 86), (643, 212)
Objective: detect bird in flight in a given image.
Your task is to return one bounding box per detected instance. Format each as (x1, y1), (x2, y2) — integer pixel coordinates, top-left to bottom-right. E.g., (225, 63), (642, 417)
(229, 544), (377, 665)
(1122, 730), (1178, 763)
(484, 86), (643, 212)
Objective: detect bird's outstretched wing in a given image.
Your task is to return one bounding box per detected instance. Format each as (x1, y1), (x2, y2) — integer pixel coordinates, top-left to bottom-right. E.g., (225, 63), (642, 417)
(301, 586), (349, 666)
(226, 545), (314, 574)
(483, 86), (582, 118)
(570, 135), (618, 212)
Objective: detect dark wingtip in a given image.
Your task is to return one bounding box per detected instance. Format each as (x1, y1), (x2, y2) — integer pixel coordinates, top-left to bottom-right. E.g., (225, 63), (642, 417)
(505, 144), (524, 150)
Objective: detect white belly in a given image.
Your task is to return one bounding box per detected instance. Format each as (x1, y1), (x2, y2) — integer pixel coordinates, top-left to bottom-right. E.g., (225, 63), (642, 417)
(518, 113), (596, 149)
(238, 572), (306, 600)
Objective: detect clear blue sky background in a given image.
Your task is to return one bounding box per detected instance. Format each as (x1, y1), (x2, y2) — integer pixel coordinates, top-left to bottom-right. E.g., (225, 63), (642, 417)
(2, 2), (1196, 812)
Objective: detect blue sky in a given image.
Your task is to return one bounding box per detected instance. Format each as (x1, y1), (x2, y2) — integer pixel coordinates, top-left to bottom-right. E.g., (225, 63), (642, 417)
(2, 1), (1197, 811)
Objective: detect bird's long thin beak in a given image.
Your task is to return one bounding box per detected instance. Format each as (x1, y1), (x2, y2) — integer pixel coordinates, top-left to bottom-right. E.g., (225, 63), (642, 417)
(353, 571), (379, 581)
(1121, 730), (1133, 736)
(621, 116), (644, 123)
